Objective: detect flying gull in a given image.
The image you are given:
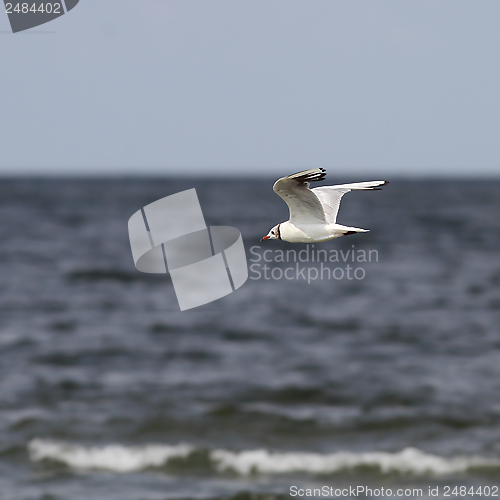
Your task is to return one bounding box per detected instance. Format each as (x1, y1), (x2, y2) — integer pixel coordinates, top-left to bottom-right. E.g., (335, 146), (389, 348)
(261, 168), (388, 243)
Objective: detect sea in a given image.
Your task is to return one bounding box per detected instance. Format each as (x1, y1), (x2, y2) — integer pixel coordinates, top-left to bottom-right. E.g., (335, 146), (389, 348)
(0, 177), (500, 500)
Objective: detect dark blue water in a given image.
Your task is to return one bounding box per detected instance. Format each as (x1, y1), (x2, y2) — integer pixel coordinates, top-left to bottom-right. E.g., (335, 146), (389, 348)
(1, 177), (500, 500)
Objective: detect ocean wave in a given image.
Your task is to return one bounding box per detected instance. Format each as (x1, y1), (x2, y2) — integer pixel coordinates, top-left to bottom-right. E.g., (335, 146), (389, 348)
(28, 439), (500, 476)
(211, 448), (500, 476)
(28, 439), (193, 473)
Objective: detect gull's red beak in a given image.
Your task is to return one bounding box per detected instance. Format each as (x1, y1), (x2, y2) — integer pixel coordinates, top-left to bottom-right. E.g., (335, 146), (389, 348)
(261, 235), (270, 241)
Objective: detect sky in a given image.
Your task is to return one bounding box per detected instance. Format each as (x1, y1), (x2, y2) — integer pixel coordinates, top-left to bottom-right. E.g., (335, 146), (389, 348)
(1, 1), (499, 177)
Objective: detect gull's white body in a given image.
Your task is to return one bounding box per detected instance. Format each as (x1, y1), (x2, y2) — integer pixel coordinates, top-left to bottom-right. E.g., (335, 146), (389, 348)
(278, 221), (367, 243)
(262, 168), (388, 244)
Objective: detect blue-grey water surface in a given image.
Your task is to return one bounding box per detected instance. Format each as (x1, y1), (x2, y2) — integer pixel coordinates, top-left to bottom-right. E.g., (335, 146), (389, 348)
(1, 177), (500, 500)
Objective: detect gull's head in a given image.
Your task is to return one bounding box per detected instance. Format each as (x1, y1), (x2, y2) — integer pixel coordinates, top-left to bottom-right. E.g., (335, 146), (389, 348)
(261, 224), (281, 241)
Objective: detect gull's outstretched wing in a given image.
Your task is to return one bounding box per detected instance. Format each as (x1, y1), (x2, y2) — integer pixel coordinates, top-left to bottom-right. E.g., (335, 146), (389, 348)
(312, 180), (388, 224)
(273, 168), (327, 225)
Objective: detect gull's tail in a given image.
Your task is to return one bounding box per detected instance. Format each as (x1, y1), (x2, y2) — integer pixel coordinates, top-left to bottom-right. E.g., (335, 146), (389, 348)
(336, 224), (370, 236)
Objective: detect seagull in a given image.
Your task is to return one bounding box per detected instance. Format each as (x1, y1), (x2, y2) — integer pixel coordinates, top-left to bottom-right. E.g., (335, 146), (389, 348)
(261, 168), (388, 243)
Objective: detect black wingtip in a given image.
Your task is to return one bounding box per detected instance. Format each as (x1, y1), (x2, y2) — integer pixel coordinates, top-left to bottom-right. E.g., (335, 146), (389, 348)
(372, 181), (389, 190)
(285, 167), (327, 185)
(299, 171), (326, 183)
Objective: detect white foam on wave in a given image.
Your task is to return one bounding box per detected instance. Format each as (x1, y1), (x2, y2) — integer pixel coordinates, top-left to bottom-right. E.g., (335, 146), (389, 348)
(28, 439), (500, 476)
(28, 439), (193, 473)
(212, 447), (500, 476)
